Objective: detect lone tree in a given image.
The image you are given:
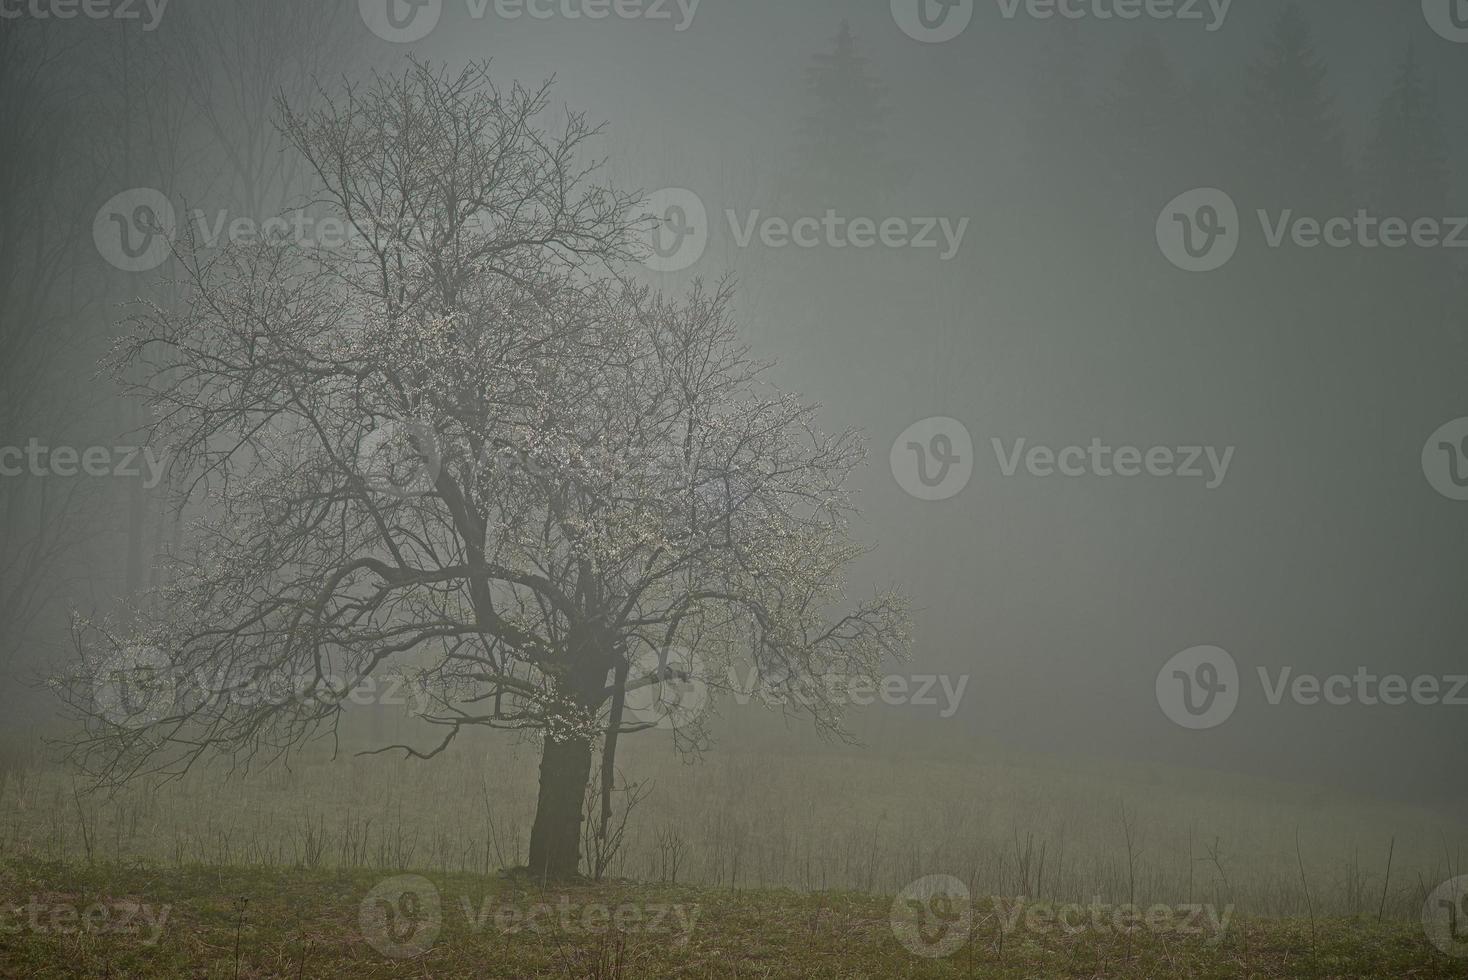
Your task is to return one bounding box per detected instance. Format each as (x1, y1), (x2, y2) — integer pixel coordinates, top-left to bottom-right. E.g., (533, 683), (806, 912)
(59, 61), (909, 879)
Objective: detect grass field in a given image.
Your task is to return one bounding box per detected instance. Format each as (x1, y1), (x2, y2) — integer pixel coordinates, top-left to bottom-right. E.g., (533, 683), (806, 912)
(2, 722), (1467, 976)
(1, 857), (1466, 978)
(6, 729), (1464, 913)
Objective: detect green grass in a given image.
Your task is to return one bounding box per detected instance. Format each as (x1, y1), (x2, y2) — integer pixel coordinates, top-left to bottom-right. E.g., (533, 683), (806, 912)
(0, 857), (1465, 978)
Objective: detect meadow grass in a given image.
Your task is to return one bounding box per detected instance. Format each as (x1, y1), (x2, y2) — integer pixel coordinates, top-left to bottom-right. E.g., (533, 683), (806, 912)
(1, 720), (1465, 975)
(0, 857), (1465, 977)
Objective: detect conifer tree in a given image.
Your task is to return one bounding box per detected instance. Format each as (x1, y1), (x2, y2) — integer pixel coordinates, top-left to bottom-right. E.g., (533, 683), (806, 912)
(1237, 4), (1350, 216)
(1365, 44), (1447, 220)
(793, 21), (898, 210)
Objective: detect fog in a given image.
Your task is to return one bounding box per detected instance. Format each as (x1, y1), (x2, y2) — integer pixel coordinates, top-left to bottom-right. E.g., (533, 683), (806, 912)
(1, 0), (1467, 973)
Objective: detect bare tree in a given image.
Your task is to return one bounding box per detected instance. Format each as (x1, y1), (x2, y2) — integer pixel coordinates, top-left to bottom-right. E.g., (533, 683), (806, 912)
(58, 60), (909, 879)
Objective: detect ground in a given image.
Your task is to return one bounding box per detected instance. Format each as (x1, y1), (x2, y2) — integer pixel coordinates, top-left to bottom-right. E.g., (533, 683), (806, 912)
(0, 858), (1464, 978)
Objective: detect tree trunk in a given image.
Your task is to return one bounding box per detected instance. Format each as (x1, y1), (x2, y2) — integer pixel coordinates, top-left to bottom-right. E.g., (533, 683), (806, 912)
(527, 732), (593, 879)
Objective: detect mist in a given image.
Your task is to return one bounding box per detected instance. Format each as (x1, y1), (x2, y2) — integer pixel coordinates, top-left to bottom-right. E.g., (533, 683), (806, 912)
(1, 0), (1466, 975)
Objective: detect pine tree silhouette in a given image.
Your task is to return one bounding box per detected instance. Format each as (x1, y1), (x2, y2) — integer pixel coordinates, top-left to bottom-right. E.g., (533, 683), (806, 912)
(1237, 4), (1350, 217)
(792, 20), (899, 212)
(1361, 45), (1453, 335)
(1365, 44), (1447, 221)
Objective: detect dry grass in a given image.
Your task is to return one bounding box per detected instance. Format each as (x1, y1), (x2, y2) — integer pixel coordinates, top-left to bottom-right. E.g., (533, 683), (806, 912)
(3, 721), (1463, 925)
(1, 857), (1466, 978)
